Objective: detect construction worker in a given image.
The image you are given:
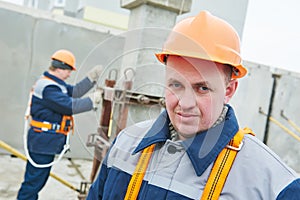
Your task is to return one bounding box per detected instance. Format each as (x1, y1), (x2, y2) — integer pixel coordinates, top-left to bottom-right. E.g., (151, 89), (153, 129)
(17, 49), (103, 200)
(87, 11), (300, 199)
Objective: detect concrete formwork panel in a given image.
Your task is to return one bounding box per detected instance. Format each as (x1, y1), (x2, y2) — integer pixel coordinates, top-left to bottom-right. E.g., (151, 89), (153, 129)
(230, 61), (273, 141)
(267, 73), (300, 171)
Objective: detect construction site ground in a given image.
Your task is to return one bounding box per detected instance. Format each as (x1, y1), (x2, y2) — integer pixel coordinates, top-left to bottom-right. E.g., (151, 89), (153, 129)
(0, 154), (94, 200)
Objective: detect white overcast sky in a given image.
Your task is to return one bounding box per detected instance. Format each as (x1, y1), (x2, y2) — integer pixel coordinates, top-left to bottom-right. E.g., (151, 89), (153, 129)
(241, 0), (300, 73)
(2, 0), (300, 73)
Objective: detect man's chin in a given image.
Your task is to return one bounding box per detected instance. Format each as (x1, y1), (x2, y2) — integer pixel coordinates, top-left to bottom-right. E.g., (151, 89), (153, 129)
(176, 126), (201, 139)
(177, 126), (207, 139)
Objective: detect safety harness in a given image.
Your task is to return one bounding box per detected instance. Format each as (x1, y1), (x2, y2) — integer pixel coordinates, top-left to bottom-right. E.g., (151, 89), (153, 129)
(125, 128), (254, 200)
(23, 76), (74, 168)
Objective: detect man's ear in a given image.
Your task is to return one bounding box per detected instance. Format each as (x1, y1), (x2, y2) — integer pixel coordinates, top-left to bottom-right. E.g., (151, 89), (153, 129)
(224, 79), (238, 104)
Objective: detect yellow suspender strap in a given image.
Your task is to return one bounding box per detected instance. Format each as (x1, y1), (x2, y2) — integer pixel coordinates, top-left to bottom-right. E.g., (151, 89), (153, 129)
(201, 128), (254, 200)
(124, 143), (156, 200)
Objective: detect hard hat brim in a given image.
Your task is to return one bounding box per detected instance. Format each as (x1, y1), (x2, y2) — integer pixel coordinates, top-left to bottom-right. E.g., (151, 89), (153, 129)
(155, 52), (247, 79)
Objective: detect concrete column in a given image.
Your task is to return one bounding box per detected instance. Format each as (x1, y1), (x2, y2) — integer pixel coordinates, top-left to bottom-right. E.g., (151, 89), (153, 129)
(119, 0), (192, 95)
(37, 0), (54, 11)
(113, 0), (192, 128)
(64, 0), (81, 17)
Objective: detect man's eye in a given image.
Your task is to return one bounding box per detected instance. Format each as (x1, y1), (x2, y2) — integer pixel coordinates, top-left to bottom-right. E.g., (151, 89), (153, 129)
(169, 82), (182, 88)
(199, 86), (209, 91)
(195, 85), (211, 93)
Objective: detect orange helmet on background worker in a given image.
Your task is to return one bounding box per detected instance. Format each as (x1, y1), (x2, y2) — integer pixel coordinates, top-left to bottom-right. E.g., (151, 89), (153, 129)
(51, 49), (76, 71)
(156, 10), (247, 79)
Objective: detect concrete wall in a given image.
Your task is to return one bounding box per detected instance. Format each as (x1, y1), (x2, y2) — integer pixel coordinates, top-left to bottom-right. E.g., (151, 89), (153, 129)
(267, 71), (300, 168)
(1, 2), (300, 172)
(0, 2), (126, 159)
(231, 62), (300, 171)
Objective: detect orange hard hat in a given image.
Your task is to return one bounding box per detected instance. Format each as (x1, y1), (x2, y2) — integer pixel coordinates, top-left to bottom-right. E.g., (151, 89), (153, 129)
(51, 49), (76, 70)
(156, 11), (247, 79)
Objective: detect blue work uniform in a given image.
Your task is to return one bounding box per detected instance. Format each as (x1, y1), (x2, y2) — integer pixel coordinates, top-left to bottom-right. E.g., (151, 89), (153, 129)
(87, 105), (300, 199)
(17, 71), (95, 200)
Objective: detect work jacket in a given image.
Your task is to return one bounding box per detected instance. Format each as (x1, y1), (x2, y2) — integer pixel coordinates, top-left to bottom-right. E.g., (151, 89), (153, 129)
(28, 71), (94, 155)
(87, 105), (300, 199)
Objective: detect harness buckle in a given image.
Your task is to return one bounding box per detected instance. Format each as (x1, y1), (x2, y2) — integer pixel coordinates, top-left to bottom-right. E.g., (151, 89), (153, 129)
(52, 123), (61, 130)
(60, 115), (73, 134)
(226, 141), (243, 151)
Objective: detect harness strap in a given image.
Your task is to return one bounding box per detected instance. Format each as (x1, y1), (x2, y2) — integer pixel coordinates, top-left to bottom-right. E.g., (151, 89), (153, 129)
(201, 127), (254, 200)
(124, 143), (156, 200)
(30, 115), (74, 135)
(124, 128), (254, 200)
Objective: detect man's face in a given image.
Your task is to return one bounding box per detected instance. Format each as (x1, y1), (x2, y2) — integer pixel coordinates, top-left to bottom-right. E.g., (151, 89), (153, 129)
(165, 55), (237, 140)
(56, 68), (72, 80)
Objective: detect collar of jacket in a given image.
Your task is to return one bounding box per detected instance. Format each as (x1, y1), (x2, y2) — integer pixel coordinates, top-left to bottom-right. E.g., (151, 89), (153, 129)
(43, 71), (67, 86)
(133, 104), (239, 176)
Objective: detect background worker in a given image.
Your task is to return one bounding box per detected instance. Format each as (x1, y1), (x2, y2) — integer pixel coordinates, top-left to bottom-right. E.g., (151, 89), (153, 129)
(17, 49), (103, 200)
(87, 11), (300, 199)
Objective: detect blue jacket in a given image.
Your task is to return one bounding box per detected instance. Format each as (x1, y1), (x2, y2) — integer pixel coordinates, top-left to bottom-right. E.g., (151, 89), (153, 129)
(87, 105), (300, 199)
(28, 71), (94, 155)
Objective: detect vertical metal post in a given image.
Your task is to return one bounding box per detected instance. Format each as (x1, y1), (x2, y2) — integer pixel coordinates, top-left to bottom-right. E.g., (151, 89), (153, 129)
(89, 69), (117, 182)
(263, 74), (281, 144)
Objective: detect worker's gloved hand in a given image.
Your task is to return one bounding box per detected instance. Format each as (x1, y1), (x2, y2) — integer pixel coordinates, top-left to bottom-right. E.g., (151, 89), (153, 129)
(87, 65), (103, 83)
(88, 89), (102, 109)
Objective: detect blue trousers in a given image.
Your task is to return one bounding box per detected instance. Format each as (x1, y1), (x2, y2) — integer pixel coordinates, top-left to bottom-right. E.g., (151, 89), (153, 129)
(17, 152), (55, 200)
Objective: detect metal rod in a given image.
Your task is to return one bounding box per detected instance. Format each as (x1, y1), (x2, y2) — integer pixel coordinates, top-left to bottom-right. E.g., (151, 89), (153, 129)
(259, 110), (300, 142)
(0, 140), (80, 193)
(281, 110), (300, 133)
(67, 158), (86, 181)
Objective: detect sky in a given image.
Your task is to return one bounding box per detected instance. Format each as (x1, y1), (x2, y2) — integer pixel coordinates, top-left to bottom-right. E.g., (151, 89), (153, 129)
(241, 0), (300, 73)
(2, 0), (300, 73)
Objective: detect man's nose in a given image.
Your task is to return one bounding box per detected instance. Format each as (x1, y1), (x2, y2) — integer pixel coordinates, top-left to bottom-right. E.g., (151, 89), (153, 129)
(178, 89), (196, 109)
